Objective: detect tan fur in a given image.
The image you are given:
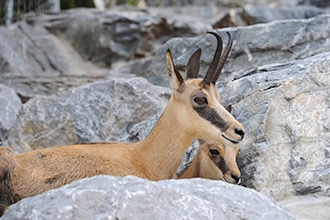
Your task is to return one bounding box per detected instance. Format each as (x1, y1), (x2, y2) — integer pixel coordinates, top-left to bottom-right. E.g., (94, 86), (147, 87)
(0, 147), (20, 215)
(173, 140), (241, 184)
(0, 34), (244, 215)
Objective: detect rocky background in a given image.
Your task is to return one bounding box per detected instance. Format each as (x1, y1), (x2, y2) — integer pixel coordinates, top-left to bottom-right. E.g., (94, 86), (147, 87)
(1, 0), (330, 219)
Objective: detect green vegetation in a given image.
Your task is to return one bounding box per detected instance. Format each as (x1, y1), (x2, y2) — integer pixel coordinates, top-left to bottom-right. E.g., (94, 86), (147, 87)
(60, 0), (95, 9)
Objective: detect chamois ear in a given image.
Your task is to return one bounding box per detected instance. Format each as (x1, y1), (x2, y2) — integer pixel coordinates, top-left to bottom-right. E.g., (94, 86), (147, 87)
(224, 105), (232, 113)
(186, 48), (201, 79)
(166, 49), (184, 91)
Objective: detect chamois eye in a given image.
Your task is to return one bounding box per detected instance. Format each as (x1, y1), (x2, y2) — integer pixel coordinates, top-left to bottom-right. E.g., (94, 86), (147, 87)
(193, 96), (208, 107)
(209, 149), (219, 155)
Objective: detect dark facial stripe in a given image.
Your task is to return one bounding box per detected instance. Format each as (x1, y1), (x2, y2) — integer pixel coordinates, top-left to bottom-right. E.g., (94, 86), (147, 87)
(193, 106), (229, 132)
(217, 156), (229, 174)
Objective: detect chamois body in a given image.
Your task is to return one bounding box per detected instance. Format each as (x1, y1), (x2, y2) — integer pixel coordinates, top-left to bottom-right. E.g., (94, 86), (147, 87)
(173, 140), (241, 184)
(0, 32), (244, 215)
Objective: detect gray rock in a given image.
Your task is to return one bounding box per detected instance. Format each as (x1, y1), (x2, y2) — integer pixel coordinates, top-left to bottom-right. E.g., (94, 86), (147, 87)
(1, 175), (295, 220)
(213, 5), (326, 28)
(220, 52), (330, 200)
(0, 7), (212, 98)
(33, 7), (211, 68)
(131, 14), (330, 87)
(242, 5), (326, 24)
(280, 195), (330, 220)
(7, 77), (170, 153)
(128, 52), (330, 201)
(214, 0), (330, 8)
(0, 21), (108, 98)
(0, 85), (22, 146)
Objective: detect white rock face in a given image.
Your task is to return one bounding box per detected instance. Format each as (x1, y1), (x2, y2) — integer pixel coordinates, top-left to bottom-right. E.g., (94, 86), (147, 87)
(7, 77), (170, 152)
(1, 175), (294, 220)
(0, 85), (22, 146)
(220, 52), (330, 200)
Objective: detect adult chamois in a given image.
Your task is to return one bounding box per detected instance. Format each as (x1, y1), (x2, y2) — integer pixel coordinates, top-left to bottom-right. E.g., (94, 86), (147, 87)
(173, 139), (241, 184)
(173, 105), (242, 184)
(0, 32), (244, 215)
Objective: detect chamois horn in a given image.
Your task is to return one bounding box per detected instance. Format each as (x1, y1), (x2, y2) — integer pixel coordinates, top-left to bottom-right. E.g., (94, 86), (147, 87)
(203, 32), (232, 85)
(203, 32), (223, 85)
(211, 32), (233, 84)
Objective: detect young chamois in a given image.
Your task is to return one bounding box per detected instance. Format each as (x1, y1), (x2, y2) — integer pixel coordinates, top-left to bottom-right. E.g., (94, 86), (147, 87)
(0, 32), (244, 215)
(173, 139), (241, 184)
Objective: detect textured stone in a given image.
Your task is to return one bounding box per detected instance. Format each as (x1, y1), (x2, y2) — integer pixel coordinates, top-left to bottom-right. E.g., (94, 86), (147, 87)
(34, 7), (211, 68)
(213, 5), (326, 28)
(1, 175), (294, 220)
(0, 85), (22, 146)
(7, 77), (170, 152)
(133, 14), (330, 87)
(0, 21), (108, 98)
(128, 52), (330, 201)
(280, 195), (330, 220)
(219, 52), (330, 200)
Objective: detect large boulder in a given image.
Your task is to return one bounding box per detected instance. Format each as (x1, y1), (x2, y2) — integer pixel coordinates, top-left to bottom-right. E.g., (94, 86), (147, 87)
(0, 84), (22, 146)
(1, 175), (294, 220)
(213, 5), (327, 28)
(220, 52), (330, 200)
(34, 7), (211, 67)
(0, 7), (212, 99)
(131, 14), (330, 86)
(7, 77), (170, 153)
(0, 21), (108, 98)
(126, 52), (330, 202)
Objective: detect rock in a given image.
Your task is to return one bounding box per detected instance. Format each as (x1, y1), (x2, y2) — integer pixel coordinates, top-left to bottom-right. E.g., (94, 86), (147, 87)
(280, 195), (330, 220)
(214, 0), (330, 8)
(7, 77), (170, 153)
(1, 175), (295, 220)
(132, 14), (330, 87)
(0, 7), (212, 98)
(297, 0), (330, 8)
(0, 85), (22, 146)
(213, 5), (326, 28)
(33, 7), (211, 68)
(127, 52), (330, 201)
(0, 21), (108, 98)
(219, 52), (330, 200)
(2, 9), (329, 97)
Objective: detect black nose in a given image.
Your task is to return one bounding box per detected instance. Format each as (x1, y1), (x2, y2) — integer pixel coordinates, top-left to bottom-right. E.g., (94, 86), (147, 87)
(231, 174), (241, 184)
(235, 128), (245, 139)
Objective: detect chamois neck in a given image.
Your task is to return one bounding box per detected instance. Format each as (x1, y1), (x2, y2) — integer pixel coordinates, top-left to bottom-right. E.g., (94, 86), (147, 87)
(136, 98), (195, 180)
(177, 149), (201, 179)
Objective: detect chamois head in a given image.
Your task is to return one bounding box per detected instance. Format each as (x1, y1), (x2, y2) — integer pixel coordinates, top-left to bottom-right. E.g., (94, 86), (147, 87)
(165, 32), (244, 146)
(199, 139), (241, 184)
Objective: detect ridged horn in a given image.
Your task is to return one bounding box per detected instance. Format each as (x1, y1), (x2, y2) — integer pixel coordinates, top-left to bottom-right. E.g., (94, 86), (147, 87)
(202, 32), (223, 85)
(211, 32), (233, 84)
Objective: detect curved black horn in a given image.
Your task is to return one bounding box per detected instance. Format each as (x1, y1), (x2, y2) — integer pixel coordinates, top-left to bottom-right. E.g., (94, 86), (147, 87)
(211, 32), (233, 84)
(203, 32), (223, 85)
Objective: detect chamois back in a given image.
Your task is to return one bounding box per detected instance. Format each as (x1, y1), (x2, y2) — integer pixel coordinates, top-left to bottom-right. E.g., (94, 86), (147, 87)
(0, 147), (19, 216)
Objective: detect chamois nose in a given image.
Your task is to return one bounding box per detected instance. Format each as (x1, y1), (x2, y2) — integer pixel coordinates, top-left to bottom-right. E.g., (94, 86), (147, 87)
(234, 128), (245, 139)
(231, 174), (241, 184)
